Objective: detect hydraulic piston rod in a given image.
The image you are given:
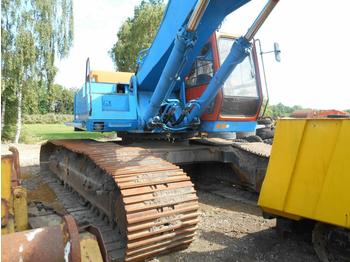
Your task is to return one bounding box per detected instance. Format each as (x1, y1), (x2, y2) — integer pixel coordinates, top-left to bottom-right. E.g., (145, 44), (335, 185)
(143, 0), (210, 126)
(245, 0), (279, 41)
(187, 0), (210, 32)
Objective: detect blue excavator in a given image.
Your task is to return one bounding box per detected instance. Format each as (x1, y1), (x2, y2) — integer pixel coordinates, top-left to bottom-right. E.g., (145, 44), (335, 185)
(41, 1), (279, 261)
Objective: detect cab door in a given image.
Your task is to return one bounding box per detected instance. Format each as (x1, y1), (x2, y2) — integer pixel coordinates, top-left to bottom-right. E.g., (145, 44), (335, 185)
(216, 34), (263, 121)
(185, 33), (263, 122)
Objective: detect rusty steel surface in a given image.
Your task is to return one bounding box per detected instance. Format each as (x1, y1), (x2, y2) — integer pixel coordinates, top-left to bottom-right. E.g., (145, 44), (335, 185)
(63, 215), (82, 262)
(1, 215), (80, 262)
(41, 171), (124, 261)
(40, 139), (199, 262)
(9, 146), (21, 186)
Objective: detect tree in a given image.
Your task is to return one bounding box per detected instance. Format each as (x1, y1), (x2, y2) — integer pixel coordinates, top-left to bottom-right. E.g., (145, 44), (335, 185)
(264, 103), (304, 118)
(60, 87), (75, 114)
(47, 84), (75, 114)
(1, 0), (74, 142)
(110, 0), (164, 72)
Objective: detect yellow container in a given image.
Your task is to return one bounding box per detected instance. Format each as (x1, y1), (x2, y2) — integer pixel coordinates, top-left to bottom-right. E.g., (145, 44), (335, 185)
(258, 119), (350, 229)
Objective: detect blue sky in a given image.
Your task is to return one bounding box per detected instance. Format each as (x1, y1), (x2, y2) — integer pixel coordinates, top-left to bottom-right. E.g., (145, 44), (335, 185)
(55, 0), (350, 110)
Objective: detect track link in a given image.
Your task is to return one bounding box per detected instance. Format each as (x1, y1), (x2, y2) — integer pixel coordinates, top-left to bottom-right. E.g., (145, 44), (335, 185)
(40, 140), (199, 262)
(42, 171), (124, 261)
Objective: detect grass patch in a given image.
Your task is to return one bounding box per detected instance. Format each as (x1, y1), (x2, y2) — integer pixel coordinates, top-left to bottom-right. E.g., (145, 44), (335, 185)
(21, 124), (114, 143)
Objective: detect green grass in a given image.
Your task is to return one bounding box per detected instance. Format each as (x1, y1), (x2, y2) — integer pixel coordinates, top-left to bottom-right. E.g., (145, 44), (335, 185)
(21, 124), (114, 143)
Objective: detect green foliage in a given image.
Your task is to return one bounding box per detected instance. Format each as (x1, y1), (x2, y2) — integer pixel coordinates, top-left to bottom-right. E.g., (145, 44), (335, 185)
(2, 83), (17, 140)
(22, 114), (73, 124)
(45, 84), (76, 114)
(264, 103), (305, 118)
(110, 0), (165, 71)
(22, 82), (47, 114)
(18, 126), (38, 144)
(1, 0), (74, 142)
(2, 118), (16, 141)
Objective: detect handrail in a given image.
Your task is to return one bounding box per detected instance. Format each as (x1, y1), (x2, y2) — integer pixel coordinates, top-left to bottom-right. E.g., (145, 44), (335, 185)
(85, 58), (93, 116)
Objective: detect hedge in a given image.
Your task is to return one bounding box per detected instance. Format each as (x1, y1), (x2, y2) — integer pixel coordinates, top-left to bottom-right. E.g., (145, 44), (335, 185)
(23, 114), (73, 124)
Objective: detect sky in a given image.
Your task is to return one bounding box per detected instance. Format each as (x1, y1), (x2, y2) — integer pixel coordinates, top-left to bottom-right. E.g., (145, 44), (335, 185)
(55, 0), (350, 110)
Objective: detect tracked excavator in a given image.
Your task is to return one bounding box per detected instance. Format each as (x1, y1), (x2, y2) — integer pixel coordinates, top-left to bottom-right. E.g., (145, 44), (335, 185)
(40, 0), (280, 261)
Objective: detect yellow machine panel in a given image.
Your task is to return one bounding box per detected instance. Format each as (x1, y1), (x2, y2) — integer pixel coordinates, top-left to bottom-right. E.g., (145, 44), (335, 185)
(1, 156), (15, 234)
(258, 119), (350, 229)
(90, 70), (133, 84)
(1, 148), (28, 234)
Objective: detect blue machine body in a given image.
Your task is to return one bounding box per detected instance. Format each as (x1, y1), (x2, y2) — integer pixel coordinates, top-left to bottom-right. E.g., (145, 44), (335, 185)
(74, 80), (139, 131)
(72, 0), (278, 135)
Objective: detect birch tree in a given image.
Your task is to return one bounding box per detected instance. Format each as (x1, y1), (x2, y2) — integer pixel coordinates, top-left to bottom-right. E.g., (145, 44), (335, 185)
(1, 0), (74, 142)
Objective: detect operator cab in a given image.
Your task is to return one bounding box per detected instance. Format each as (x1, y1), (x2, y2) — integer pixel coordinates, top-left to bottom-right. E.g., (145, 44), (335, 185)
(186, 33), (263, 128)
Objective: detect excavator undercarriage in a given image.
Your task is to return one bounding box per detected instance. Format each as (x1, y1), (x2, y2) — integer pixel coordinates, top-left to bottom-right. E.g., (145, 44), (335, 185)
(40, 139), (202, 261)
(40, 138), (270, 261)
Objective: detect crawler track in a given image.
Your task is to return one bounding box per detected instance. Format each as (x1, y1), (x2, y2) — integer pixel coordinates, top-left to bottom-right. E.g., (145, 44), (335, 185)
(42, 171), (124, 261)
(40, 140), (199, 262)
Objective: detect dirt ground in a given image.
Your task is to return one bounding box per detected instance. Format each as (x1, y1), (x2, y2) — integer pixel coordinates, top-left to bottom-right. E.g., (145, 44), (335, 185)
(2, 143), (319, 262)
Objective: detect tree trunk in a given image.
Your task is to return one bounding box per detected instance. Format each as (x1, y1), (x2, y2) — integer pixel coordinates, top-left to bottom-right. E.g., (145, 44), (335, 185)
(1, 99), (5, 134)
(14, 90), (22, 144)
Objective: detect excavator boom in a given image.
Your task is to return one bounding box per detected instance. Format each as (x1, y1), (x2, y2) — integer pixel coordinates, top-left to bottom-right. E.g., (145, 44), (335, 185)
(136, 0), (250, 91)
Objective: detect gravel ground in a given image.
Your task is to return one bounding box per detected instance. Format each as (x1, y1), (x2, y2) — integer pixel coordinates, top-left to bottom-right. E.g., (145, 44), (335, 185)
(155, 190), (317, 262)
(2, 143), (319, 262)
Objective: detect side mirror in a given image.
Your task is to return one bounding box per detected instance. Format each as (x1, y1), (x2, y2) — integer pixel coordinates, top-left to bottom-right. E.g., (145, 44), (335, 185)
(274, 42), (281, 62)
